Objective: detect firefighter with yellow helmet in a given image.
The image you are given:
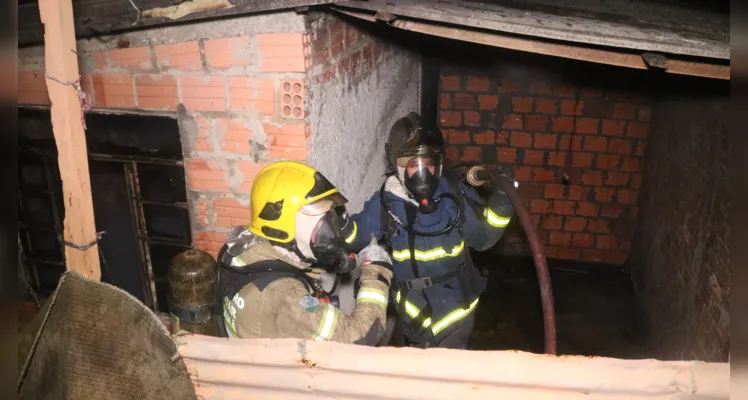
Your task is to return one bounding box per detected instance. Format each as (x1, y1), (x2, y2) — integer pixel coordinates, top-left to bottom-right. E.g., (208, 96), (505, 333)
(216, 161), (393, 344)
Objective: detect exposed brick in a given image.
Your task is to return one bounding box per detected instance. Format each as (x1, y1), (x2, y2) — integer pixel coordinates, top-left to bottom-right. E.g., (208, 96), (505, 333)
(526, 114), (549, 132)
(515, 166), (533, 181)
(572, 152), (593, 168)
(600, 204), (622, 218)
(497, 147), (517, 163)
(549, 232), (572, 246)
(461, 146), (482, 162)
(629, 173), (643, 190)
(496, 131), (510, 145)
(548, 151), (568, 167)
(605, 171), (630, 186)
(519, 182), (543, 198)
(558, 135), (582, 151)
(583, 136), (608, 152)
(561, 99), (583, 115)
(541, 215), (563, 230)
(214, 196), (252, 228)
(533, 168), (556, 182)
(587, 219), (611, 233)
(93, 73), (135, 108)
(596, 154), (621, 170)
(567, 185), (588, 201)
(440, 93), (452, 109)
(498, 80), (520, 94)
(448, 130), (471, 144)
(107, 47), (152, 69)
(257, 33), (305, 72)
(565, 217), (587, 232)
(612, 103), (637, 119)
(446, 147), (459, 161)
(594, 187), (615, 203)
(580, 87), (603, 98)
(530, 199), (552, 214)
(529, 81), (553, 95)
(217, 118), (252, 153)
(620, 156), (643, 172)
(439, 111), (461, 127)
(553, 83), (576, 97)
(627, 121), (649, 138)
(602, 119), (626, 136)
(135, 74), (178, 110)
(503, 114), (524, 130)
(454, 93), (476, 110)
(543, 246), (559, 258)
(608, 138), (633, 154)
(572, 233), (594, 248)
(466, 76), (489, 92)
(235, 161), (271, 192)
(637, 106), (652, 121)
(576, 118), (599, 134)
(558, 247), (582, 259)
(542, 184), (563, 200)
(596, 235), (618, 250)
(581, 171), (603, 185)
(195, 231), (229, 257)
(187, 159), (229, 191)
(576, 202), (600, 217)
(552, 200), (575, 215)
(478, 94), (499, 110)
(523, 150), (545, 165)
(604, 251), (628, 264)
(279, 82), (306, 120)
(509, 131), (532, 148)
(441, 75), (461, 91)
(180, 75), (227, 111)
(18, 71), (50, 105)
(512, 97), (534, 113)
(616, 189), (640, 205)
(582, 249), (606, 262)
(263, 123), (307, 160)
(635, 141), (647, 156)
(552, 116), (574, 132)
(193, 115), (212, 152)
(229, 77), (275, 115)
(473, 130), (495, 145)
(535, 98), (557, 114)
(194, 198), (209, 225)
(529, 133), (554, 149)
(464, 111), (481, 127)
(155, 41), (203, 71)
(205, 36), (252, 70)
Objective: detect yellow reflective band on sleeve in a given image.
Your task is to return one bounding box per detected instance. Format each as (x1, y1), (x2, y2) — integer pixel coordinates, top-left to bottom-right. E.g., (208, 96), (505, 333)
(230, 257), (247, 267)
(344, 221), (358, 244)
(314, 304), (339, 341)
(392, 240), (465, 262)
(484, 208), (511, 228)
(222, 297), (238, 338)
(356, 287), (388, 307)
(431, 298), (480, 335)
(395, 291), (432, 328)
(395, 291), (479, 336)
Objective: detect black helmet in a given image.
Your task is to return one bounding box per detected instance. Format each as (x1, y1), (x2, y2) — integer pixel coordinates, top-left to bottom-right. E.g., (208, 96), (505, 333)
(385, 112), (445, 213)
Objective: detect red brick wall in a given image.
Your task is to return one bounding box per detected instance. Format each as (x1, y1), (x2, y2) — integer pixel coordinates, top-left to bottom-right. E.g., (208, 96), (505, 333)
(18, 24), (314, 258)
(439, 67), (651, 264)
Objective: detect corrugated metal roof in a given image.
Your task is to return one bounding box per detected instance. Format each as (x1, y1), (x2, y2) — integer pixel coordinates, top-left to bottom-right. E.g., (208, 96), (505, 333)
(333, 0), (730, 60)
(178, 335), (730, 399)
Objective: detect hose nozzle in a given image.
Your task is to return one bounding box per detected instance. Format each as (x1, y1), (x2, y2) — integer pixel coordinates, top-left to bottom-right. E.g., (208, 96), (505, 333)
(466, 166), (490, 187)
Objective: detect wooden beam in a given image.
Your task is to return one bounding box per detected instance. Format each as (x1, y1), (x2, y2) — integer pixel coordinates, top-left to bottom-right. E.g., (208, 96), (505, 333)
(39, 0), (101, 280)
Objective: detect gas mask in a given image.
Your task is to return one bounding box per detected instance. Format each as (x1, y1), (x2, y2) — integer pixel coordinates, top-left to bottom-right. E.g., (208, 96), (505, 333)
(295, 200), (357, 274)
(398, 154), (443, 214)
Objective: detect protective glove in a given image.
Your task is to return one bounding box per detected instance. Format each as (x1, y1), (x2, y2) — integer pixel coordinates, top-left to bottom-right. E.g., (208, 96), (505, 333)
(356, 234), (392, 269)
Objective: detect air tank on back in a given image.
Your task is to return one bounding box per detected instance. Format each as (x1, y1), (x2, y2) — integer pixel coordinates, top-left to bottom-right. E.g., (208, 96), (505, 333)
(168, 249), (218, 336)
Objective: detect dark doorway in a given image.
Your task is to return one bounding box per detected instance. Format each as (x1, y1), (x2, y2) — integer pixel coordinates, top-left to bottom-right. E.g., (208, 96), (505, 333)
(18, 107), (192, 312)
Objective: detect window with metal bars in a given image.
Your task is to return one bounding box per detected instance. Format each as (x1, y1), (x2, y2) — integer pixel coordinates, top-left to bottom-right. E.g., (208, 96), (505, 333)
(18, 107), (193, 313)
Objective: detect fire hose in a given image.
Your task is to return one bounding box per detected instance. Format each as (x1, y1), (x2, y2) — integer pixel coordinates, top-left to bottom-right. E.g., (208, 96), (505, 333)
(466, 166), (557, 355)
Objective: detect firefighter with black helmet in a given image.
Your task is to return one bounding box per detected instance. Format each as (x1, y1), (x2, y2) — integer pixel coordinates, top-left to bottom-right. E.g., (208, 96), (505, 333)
(216, 161), (393, 344)
(347, 112), (515, 349)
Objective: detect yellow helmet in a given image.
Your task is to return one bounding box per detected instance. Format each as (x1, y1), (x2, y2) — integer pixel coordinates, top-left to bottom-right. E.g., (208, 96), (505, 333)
(249, 161), (347, 244)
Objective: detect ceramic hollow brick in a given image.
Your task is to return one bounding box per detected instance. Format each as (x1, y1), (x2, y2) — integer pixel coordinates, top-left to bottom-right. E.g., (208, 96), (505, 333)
(135, 75), (178, 110)
(219, 119), (253, 154)
(257, 33), (306, 73)
(180, 76), (227, 112)
(155, 41), (203, 71)
(204, 36), (251, 70)
(93, 73), (136, 108)
(229, 77), (275, 115)
(280, 80), (305, 119)
(187, 159), (230, 192)
(193, 116), (213, 152)
(18, 71), (50, 105)
(107, 47), (152, 70)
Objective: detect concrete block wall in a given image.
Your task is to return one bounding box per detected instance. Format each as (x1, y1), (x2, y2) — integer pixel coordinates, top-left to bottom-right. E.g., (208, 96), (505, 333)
(18, 11), (420, 258)
(438, 61), (651, 265)
(627, 79), (730, 362)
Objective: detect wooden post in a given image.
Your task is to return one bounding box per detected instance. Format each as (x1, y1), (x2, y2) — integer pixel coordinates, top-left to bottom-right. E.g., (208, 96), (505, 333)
(39, 0), (101, 280)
